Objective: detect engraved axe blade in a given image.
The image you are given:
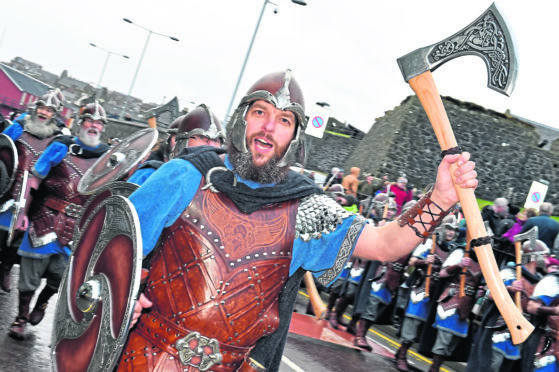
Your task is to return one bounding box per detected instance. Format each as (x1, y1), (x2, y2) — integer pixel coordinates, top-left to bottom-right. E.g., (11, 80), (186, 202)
(397, 2), (518, 96)
(514, 225), (538, 245)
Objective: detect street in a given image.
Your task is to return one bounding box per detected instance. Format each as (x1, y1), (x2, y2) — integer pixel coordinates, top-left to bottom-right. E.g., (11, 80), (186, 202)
(0, 266), (466, 372)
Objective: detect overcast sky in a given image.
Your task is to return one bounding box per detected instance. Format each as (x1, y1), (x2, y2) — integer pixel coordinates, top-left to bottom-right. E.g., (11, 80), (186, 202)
(0, 1), (555, 133)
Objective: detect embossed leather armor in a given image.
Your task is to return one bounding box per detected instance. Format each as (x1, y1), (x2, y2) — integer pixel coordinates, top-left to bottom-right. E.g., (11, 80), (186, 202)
(436, 249), (482, 321)
(118, 181), (299, 372)
(1, 132), (52, 204)
(28, 153), (96, 247)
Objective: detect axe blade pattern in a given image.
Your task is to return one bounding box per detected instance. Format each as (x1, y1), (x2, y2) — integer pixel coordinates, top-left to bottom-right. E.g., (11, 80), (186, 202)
(398, 2), (518, 96)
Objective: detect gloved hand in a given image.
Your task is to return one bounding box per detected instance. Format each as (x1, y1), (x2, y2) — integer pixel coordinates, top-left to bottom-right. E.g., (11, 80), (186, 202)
(2, 122), (23, 141)
(33, 142), (68, 178)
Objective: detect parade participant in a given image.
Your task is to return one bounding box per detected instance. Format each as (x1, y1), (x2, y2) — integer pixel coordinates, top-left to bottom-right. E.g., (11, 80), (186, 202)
(427, 238), (483, 371)
(0, 89), (66, 293)
(527, 265), (559, 372)
(467, 239), (546, 372)
(115, 70), (477, 372)
(395, 215), (460, 371)
(327, 257), (364, 331)
(127, 104), (224, 185)
(7, 102), (110, 339)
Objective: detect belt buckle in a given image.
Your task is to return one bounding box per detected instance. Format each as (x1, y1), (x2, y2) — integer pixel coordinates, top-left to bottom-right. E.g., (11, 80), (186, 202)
(176, 331), (223, 371)
(64, 203), (82, 218)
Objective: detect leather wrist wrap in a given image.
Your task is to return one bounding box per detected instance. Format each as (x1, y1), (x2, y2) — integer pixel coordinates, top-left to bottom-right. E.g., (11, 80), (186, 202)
(397, 188), (453, 242)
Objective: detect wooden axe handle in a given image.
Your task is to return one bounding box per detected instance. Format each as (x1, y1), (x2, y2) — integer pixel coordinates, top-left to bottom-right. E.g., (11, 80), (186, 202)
(424, 233), (437, 298)
(303, 272), (327, 320)
(459, 230), (472, 297)
(515, 241), (522, 309)
(408, 71), (533, 344)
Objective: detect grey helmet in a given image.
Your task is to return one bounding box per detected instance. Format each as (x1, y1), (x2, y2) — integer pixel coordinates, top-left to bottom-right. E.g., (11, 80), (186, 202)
(228, 69), (306, 167)
(522, 239), (550, 266)
(80, 101), (107, 124)
(32, 88), (64, 113)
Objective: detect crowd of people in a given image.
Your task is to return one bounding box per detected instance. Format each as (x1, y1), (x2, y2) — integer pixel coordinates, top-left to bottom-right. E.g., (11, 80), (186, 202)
(320, 171), (559, 371)
(6, 69), (557, 372)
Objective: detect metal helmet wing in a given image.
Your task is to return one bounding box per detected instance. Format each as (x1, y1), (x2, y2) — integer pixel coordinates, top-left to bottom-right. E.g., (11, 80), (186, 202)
(80, 101), (107, 124)
(171, 104), (224, 158)
(229, 69), (306, 167)
(33, 88), (64, 113)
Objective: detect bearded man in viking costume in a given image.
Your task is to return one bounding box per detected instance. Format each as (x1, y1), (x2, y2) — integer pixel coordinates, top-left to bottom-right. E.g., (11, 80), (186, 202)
(0, 89), (67, 293)
(115, 70), (478, 372)
(7, 102), (110, 339)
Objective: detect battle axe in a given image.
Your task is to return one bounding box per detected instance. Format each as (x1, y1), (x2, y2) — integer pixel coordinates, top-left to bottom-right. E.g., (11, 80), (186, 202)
(396, 3), (532, 344)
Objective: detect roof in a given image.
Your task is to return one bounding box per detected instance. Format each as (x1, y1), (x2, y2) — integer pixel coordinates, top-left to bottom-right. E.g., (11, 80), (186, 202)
(0, 63), (52, 97)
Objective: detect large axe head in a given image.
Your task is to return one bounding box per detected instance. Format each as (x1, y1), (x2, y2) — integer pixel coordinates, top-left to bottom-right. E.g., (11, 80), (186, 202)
(514, 225), (538, 246)
(397, 2), (518, 96)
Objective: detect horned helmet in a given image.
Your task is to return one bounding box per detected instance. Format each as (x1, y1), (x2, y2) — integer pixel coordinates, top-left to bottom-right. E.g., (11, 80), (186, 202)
(228, 69), (306, 167)
(170, 104), (224, 159)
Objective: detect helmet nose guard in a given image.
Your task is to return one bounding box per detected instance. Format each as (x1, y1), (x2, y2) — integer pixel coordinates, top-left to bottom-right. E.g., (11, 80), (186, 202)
(229, 69), (307, 167)
(80, 101), (107, 124)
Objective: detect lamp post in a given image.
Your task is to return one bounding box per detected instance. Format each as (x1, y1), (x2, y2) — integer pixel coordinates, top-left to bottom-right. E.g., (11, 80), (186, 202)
(89, 43), (129, 99)
(120, 18), (179, 120)
(223, 0), (306, 125)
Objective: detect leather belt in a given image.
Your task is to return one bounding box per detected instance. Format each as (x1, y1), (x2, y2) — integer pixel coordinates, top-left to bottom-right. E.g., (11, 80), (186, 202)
(137, 311), (251, 371)
(44, 198), (83, 218)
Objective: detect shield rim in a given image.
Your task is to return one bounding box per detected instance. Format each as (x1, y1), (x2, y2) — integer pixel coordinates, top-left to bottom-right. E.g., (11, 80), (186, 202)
(78, 128), (158, 195)
(51, 195), (142, 372)
(0, 133), (18, 199)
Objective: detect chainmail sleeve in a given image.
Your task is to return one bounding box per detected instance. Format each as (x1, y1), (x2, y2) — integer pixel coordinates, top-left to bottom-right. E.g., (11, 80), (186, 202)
(295, 194), (367, 286)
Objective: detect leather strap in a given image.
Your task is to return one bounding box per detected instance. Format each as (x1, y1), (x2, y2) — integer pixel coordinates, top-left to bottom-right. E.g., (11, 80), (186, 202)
(43, 197), (83, 218)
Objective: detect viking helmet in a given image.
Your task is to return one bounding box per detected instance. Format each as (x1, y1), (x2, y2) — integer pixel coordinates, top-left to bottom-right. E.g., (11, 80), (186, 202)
(171, 104), (224, 158)
(32, 88), (64, 113)
(228, 69), (306, 167)
(371, 193), (397, 216)
(522, 239), (549, 266)
(80, 101), (107, 125)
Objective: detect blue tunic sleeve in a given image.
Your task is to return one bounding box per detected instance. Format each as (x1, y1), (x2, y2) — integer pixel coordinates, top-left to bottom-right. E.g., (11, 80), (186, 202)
(291, 215), (365, 287)
(129, 159), (202, 256)
(127, 167), (156, 186)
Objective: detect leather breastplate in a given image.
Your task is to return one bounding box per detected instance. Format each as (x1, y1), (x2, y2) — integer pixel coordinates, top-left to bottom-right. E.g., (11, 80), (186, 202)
(29, 154), (96, 247)
(120, 181), (299, 371)
(438, 260), (482, 320)
(6, 132), (52, 202)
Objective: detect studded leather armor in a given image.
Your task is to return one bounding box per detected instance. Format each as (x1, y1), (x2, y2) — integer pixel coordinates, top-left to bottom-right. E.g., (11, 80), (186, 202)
(118, 180), (299, 372)
(409, 242), (451, 304)
(1, 132), (51, 204)
(372, 255), (409, 293)
(28, 152), (97, 247)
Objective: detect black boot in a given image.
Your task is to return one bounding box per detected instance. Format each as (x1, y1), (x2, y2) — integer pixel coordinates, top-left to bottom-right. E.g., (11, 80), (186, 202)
(329, 295), (350, 329)
(428, 354), (445, 372)
(0, 263), (11, 293)
(324, 293), (339, 321)
(395, 341), (412, 372)
(9, 291), (35, 340)
(29, 286), (58, 326)
(353, 319), (373, 351)
(345, 316), (358, 335)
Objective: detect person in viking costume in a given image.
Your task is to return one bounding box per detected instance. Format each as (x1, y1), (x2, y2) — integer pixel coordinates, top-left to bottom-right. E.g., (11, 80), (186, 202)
(7, 102), (110, 339)
(128, 104), (225, 186)
(114, 70), (477, 372)
(467, 238), (545, 372)
(394, 215), (462, 371)
(0, 89), (66, 293)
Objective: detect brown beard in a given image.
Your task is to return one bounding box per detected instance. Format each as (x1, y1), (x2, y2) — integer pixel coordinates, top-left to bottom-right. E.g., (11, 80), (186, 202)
(24, 115), (59, 139)
(226, 133), (290, 185)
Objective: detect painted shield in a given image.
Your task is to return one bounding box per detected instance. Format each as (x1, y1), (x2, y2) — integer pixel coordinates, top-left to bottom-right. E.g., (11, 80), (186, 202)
(51, 195), (142, 372)
(71, 181), (139, 250)
(78, 128), (158, 195)
(0, 133), (18, 199)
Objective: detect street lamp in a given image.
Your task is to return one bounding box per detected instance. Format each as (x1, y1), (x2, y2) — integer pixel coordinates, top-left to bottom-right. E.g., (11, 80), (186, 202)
(223, 0), (307, 125)
(89, 43), (129, 99)
(120, 18), (179, 120)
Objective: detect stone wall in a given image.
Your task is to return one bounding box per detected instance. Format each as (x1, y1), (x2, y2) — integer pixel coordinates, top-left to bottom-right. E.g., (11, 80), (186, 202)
(344, 95), (559, 207)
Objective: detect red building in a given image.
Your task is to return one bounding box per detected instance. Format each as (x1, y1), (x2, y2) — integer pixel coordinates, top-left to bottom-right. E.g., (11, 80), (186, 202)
(0, 63), (72, 121)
